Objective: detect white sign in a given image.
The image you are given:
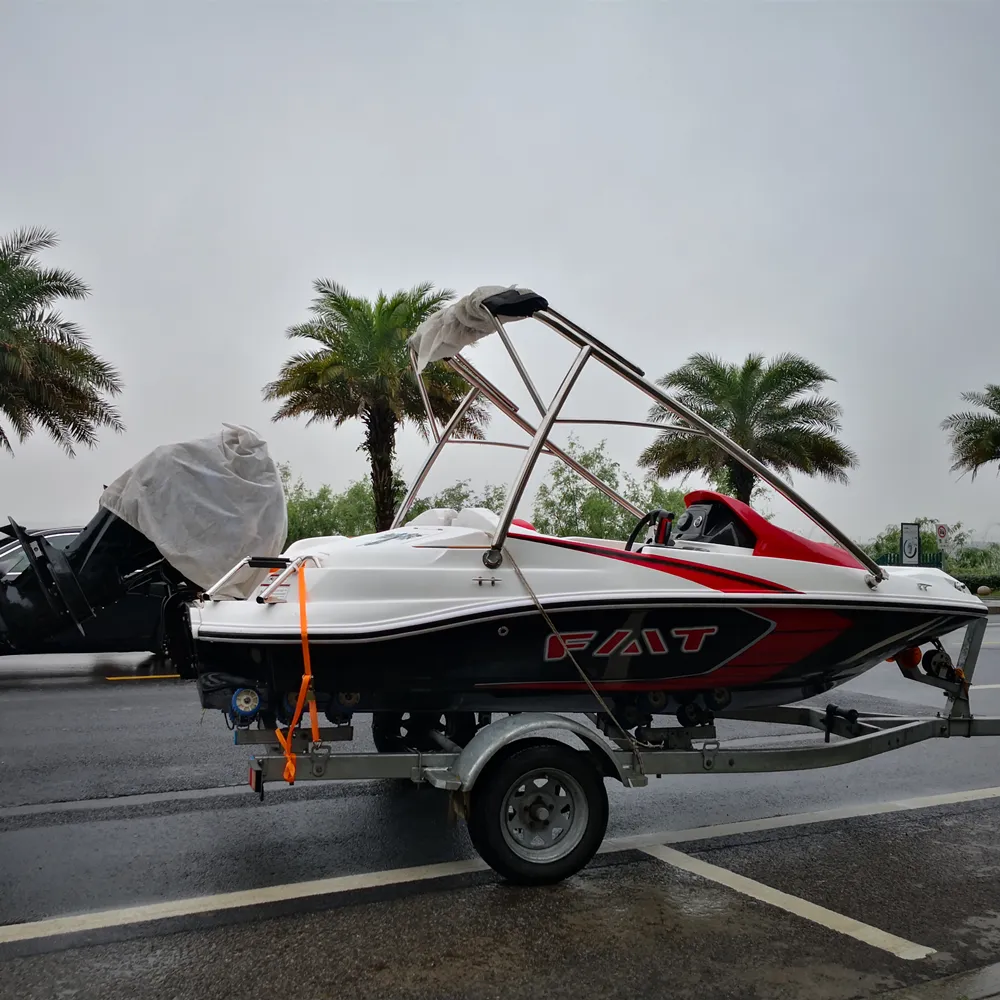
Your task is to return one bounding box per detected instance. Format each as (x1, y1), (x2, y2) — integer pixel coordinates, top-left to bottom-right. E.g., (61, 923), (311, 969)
(900, 522), (920, 565)
(937, 524), (948, 541)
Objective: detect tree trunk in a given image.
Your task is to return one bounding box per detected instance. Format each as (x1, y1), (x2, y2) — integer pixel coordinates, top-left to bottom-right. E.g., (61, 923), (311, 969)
(364, 403), (398, 532)
(727, 462), (756, 506)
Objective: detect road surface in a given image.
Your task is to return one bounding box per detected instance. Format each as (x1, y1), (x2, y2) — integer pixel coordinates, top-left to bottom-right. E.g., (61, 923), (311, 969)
(2, 624), (1000, 998)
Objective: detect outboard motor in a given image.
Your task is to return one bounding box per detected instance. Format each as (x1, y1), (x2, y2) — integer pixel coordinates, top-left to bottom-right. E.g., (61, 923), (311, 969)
(0, 424), (288, 666)
(0, 509), (183, 655)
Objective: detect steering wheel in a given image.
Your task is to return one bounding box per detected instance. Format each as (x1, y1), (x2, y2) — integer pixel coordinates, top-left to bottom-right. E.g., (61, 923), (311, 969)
(624, 509), (673, 552)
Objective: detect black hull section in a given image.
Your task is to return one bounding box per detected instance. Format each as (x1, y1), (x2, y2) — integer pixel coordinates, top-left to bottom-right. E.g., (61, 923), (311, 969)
(193, 598), (984, 718)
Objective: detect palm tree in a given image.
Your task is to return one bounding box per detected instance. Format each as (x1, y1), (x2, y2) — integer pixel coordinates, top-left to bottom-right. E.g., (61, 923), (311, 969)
(263, 280), (489, 531)
(942, 385), (1000, 479)
(638, 352), (857, 505)
(0, 227), (124, 455)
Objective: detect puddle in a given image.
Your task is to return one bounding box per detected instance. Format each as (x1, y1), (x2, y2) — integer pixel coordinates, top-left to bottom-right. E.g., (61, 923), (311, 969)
(954, 911), (1000, 962)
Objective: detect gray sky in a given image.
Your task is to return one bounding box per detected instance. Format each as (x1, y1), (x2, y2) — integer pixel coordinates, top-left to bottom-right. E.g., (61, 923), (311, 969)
(2, 1), (999, 543)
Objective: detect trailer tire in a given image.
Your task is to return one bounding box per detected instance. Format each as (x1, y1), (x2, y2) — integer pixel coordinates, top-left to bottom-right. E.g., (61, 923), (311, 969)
(467, 741), (608, 885)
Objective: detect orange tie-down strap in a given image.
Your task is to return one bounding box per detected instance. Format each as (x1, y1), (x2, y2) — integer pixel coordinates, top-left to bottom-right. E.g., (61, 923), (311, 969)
(274, 566), (321, 783)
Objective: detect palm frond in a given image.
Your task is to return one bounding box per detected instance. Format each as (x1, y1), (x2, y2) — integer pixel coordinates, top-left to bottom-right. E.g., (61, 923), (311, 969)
(638, 432), (725, 480)
(758, 428), (858, 480)
(641, 349), (855, 500)
(955, 384), (1000, 416)
(941, 397), (1000, 478)
(754, 353), (833, 406)
(0, 226), (59, 262)
(13, 266), (90, 301)
(0, 228), (123, 455)
(758, 395), (844, 434)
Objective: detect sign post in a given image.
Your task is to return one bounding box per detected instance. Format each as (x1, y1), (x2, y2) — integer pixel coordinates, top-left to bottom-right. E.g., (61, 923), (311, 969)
(937, 524), (948, 543)
(900, 522), (920, 566)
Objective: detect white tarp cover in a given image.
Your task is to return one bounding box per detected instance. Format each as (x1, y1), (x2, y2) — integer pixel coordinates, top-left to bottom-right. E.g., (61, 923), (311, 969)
(408, 284), (533, 372)
(99, 424), (287, 598)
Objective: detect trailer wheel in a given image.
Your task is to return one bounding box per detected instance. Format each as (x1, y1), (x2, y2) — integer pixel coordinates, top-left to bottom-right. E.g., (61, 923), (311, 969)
(467, 742), (608, 885)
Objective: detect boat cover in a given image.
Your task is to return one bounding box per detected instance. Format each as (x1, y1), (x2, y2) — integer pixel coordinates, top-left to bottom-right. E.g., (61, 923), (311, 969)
(408, 284), (531, 372)
(99, 424), (287, 598)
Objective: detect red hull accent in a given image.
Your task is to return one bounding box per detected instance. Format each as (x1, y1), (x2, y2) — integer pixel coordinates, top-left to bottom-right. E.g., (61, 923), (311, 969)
(510, 531), (799, 594)
(726, 608), (852, 667)
(684, 490), (864, 570)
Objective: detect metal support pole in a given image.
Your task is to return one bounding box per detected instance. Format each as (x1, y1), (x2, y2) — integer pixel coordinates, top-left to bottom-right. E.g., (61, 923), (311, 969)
(449, 439), (559, 454)
(449, 355), (642, 520)
(489, 312), (547, 416)
(409, 347), (441, 443)
(256, 555), (320, 603)
(487, 346), (593, 564)
(555, 418), (707, 437)
(946, 615), (987, 719)
(203, 558), (252, 600)
(391, 386), (482, 528)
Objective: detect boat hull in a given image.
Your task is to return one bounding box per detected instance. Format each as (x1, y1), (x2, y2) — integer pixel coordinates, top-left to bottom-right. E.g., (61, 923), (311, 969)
(192, 596), (984, 717)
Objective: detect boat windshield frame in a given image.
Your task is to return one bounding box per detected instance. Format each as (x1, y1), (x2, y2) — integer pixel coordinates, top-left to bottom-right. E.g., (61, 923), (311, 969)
(393, 299), (886, 585)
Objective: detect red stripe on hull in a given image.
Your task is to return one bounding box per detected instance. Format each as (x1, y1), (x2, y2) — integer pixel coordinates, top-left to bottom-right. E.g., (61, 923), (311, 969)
(510, 532), (799, 594)
(726, 609), (852, 667)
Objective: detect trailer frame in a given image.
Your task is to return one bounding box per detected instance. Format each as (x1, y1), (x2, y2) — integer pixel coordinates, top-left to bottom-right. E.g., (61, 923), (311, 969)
(237, 617), (998, 885)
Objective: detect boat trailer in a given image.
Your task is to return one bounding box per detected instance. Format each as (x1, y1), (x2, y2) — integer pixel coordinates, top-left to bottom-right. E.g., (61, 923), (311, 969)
(240, 616), (1000, 885)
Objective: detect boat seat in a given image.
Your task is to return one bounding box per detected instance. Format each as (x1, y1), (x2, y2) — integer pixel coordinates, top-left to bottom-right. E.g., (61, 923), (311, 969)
(406, 507), (459, 527)
(453, 508), (500, 532)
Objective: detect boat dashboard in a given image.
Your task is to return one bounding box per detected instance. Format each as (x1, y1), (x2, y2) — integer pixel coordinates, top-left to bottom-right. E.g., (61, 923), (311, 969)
(638, 491), (863, 570)
(671, 501), (756, 549)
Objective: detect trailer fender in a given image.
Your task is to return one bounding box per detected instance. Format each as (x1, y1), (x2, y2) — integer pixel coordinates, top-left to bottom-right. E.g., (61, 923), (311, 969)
(453, 712), (642, 790)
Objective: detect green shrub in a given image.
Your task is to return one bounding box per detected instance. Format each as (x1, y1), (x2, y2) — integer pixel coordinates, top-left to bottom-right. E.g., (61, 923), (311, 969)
(532, 436), (688, 540)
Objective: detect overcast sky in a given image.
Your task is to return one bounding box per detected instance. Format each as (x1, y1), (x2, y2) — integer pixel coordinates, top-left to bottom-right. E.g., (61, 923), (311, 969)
(2, 1), (999, 543)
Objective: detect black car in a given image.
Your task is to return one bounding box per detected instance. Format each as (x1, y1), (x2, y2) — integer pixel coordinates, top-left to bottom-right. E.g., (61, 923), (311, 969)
(0, 526), (172, 661)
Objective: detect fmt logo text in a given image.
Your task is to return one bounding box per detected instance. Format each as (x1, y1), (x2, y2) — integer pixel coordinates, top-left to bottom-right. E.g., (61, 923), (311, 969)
(544, 626), (718, 662)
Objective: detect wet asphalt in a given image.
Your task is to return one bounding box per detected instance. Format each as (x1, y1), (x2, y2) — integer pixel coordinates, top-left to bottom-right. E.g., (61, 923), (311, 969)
(2, 624), (1000, 998)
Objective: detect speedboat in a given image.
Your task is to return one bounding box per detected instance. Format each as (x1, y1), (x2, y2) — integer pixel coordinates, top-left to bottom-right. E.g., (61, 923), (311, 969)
(0, 287), (986, 751)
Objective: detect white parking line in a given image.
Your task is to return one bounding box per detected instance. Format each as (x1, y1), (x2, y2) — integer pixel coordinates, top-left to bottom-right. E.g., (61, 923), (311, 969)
(641, 844), (935, 961)
(0, 860), (489, 945)
(3, 783), (1000, 946)
(599, 783), (1000, 853)
(973, 684), (1000, 690)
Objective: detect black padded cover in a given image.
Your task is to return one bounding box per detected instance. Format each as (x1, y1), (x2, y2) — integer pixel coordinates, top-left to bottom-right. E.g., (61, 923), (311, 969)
(481, 288), (549, 319)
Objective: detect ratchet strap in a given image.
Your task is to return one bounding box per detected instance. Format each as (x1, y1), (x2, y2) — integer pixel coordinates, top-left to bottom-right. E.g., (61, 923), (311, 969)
(274, 565), (321, 783)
